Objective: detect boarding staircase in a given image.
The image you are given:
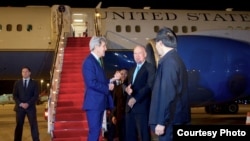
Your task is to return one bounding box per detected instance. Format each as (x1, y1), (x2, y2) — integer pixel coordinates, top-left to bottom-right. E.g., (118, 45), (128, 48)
(51, 37), (103, 141)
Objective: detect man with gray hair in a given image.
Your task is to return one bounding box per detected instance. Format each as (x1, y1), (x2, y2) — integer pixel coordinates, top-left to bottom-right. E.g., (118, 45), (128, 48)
(82, 36), (120, 141)
(149, 27), (191, 141)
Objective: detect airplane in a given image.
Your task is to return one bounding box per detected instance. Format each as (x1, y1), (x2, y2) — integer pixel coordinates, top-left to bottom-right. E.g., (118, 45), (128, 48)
(0, 4), (250, 115)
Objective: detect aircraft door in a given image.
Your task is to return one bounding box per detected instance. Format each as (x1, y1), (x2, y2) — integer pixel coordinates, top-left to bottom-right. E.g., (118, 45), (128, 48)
(146, 39), (160, 68)
(51, 5), (71, 40)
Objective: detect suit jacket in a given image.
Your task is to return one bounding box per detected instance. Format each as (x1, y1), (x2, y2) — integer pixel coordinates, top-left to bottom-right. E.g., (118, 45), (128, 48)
(82, 54), (114, 111)
(13, 79), (39, 111)
(149, 50), (191, 126)
(126, 61), (156, 113)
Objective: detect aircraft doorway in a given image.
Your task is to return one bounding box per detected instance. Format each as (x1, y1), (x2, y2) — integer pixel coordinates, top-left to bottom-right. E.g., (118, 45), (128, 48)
(71, 12), (88, 37)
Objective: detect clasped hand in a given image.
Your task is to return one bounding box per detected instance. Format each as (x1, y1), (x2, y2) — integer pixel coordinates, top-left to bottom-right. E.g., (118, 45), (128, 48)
(19, 103), (29, 109)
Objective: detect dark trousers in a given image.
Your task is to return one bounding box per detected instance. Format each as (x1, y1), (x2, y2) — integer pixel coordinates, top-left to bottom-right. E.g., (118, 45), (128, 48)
(125, 112), (151, 141)
(14, 107), (40, 141)
(106, 117), (126, 141)
(117, 117), (126, 141)
(106, 122), (116, 141)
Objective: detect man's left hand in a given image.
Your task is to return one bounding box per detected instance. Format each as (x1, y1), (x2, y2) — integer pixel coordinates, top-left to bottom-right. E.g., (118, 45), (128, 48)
(128, 97), (136, 108)
(155, 124), (165, 136)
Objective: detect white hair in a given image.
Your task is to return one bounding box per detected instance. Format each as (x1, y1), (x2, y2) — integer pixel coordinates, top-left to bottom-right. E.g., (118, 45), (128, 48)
(89, 36), (107, 51)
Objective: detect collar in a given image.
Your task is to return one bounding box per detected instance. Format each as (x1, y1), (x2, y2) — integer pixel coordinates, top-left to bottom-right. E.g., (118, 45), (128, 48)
(23, 78), (30, 81)
(91, 52), (100, 61)
(137, 61), (145, 67)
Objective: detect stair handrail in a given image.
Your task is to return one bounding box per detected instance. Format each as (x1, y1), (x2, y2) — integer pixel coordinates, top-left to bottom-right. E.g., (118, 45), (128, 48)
(47, 5), (71, 136)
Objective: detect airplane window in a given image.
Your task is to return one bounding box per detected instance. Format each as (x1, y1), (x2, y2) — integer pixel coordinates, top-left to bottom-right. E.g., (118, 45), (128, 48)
(191, 26), (197, 32)
(182, 26), (188, 33)
(236, 26), (242, 30)
(135, 25), (140, 33)
(173, 26), (178, 33)
(27, 24), (33, 32)
(17, 24), (22, 31)
(0, 24), (2, 31)
(154, 26), (160, 33)
(227, 26), (233, 29)
(116, 25), (121, 32)
(6, 24), (12, 31)
(126, 25), (131, 32)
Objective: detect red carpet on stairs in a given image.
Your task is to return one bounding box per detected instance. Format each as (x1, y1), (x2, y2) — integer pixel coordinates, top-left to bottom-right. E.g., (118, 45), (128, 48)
(52, 37), (103, 141)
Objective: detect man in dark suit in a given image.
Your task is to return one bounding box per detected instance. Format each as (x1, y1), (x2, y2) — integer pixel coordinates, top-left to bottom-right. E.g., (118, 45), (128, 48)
(149, 27), (191, 141)
(82, 36), (120, 141)
(13, 66), (40, 141)
(125, 45), (156, 141)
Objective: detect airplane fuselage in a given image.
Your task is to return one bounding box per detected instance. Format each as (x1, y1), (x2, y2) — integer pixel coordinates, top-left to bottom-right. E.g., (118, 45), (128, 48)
(0, 5), (250, 113)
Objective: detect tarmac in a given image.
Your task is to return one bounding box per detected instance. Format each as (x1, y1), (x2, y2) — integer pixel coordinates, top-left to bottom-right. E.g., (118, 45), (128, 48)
(1, 103), (249, 141)
(0, 103), (51, 141)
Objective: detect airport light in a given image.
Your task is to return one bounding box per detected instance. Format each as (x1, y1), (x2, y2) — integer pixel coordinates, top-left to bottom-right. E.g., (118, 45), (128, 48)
(40, 79), (44, 93)
(46, 83), (50, 91)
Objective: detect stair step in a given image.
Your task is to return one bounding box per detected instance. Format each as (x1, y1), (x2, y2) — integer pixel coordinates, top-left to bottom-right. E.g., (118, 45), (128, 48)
(67, 37), (91, 40)
(60, 77), (83, 82)
(52, 137), (87, 141)
(65, 46), (88, 48)
(66, 45), (88, 47)
(58, 88), (84, 94)
(60, 75), (82, 79)
(62, 62), (83, 66)
(53, 129), (88, 138)
(52, 136), (104, 141)
(55, 111), (87, 121)
(61, 71), (82, 75)
(58, 88), (84, 92)
(56, 100), (83, 107)
(62, 60), (83, 63)
(55, 113), (86, 121)
(54, 121), (88, 129)
(62, 63), (83, 67)
(56, 107), (82, 114)
(61, 68), (82, 72)
(63, 55), (86, 59)
(59, 83), (83, 88)
(58, 93), (83, 100)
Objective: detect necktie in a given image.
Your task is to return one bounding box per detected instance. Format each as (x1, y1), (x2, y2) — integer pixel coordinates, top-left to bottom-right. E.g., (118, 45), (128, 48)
(24, 80), (27, 88)
(132, 65), (140, 84)
(98, 59), (103, 67)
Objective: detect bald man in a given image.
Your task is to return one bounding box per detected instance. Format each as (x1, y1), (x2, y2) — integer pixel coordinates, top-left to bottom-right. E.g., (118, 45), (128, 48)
(124, 45), (156, 141)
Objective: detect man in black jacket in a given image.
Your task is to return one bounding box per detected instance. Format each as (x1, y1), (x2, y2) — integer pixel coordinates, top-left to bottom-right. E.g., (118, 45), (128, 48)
(13, 66), (40, 141)
(149, 27), (191, 141)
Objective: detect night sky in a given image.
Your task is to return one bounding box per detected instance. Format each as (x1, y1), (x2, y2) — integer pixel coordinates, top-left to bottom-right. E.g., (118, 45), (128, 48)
(0, 0), (249, 11)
